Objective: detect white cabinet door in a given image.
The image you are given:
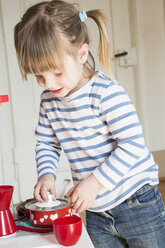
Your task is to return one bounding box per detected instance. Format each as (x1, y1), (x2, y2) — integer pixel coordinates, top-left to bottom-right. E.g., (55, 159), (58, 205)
(0, 0), (20, 202)
(110, 0), (138, 108)
(111, 0), (165, 152)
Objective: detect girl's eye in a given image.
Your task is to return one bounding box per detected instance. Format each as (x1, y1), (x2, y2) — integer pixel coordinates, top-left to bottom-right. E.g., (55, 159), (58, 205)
(52, 70), (62, 76)
(55, 72), (62, 76)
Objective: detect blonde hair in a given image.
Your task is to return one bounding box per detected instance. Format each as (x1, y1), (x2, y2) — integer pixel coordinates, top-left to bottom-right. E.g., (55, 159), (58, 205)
(14, 0), (111, 80)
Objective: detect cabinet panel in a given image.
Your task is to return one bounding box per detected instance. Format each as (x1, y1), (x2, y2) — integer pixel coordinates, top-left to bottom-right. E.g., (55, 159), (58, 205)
(0, 1), (19, 202)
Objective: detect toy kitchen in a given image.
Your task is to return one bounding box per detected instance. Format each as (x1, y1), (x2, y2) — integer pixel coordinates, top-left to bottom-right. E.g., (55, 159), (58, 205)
(0, 95), (94, 248)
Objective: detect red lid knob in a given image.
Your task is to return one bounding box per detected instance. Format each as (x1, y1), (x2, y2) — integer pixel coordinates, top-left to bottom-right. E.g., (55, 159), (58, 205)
(0, 95), (9, 103)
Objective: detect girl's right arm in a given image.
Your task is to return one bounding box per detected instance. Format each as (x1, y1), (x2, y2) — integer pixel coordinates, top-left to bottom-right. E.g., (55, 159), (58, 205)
(34, 95), (61, 202)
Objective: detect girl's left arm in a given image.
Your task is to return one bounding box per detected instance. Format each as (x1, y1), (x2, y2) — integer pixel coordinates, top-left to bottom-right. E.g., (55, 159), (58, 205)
(92, 81), (145, 191)
(67, 81), (145, 213)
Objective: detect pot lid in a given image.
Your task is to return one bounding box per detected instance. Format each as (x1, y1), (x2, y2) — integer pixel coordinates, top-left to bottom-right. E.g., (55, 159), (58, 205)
(25, 199), (71, 212)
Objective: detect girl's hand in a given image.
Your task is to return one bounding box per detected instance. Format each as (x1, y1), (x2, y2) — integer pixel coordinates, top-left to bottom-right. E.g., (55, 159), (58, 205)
(33, 174), (56, 202)
(66, 174), (103, 213)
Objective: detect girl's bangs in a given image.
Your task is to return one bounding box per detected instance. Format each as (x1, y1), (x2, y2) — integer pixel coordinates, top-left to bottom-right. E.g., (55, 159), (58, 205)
(19, 36), (65, 79)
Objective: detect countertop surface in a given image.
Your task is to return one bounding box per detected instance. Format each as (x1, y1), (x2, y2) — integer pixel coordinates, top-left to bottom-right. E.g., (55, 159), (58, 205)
(0, 224), (94, 248)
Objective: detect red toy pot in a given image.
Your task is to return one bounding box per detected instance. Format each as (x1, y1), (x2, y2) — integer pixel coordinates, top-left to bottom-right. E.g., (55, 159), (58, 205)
(53, 215), (82, 246)
(25, 199), (72, 228)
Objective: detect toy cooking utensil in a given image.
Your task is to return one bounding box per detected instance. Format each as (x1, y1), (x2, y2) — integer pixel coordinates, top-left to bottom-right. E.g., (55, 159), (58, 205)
(0, 185), (17, 238)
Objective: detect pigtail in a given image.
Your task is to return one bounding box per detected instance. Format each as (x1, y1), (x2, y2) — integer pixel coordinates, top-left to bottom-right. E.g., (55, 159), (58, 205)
(86, 10), (112, 77)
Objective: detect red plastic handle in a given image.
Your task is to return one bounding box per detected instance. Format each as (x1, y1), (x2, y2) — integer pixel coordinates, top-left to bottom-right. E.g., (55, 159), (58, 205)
(0, 95), (9, 103)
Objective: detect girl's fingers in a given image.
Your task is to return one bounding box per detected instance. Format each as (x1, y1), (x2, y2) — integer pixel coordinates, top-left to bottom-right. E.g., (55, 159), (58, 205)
(40, 186), (49, 202)
(50, 187), (56, 201)
(66, 186), (76, 197)
(34, 185), (43, 202)
(72, 197), (83, 212)
(75, 200), (87, 214)
(34, 183), (56, 202)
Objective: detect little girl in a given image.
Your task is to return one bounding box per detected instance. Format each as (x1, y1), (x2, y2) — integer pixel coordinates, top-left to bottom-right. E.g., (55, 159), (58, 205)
(14, 0), (165, 247)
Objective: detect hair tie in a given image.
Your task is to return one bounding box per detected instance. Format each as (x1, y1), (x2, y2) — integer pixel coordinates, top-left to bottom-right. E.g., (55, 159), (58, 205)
(79, 10), (87, 22)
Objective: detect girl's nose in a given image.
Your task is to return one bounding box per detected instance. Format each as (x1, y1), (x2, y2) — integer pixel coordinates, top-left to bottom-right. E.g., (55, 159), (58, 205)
(45, 82), (54, 90)
(46, 85), (54, 90)
(44, 74), (56, 90)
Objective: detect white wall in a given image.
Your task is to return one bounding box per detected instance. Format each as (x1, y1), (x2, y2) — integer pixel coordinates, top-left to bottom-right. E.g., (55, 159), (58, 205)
(134, 0), (165, 151)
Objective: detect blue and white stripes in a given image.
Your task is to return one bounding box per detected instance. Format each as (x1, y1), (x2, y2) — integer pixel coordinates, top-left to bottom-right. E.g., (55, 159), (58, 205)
(35, 71), (158, 212)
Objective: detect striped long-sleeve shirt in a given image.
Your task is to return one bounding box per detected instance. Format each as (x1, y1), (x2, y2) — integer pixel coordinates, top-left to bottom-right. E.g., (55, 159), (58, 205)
(35, 71), (158, 212)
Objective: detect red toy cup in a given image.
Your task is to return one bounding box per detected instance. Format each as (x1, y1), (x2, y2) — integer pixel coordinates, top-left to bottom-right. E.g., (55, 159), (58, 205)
(52, 215), (82, 246)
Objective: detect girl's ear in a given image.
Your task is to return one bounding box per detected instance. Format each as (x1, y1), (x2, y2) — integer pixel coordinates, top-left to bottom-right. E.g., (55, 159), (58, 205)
(78, 43), (89, 64)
